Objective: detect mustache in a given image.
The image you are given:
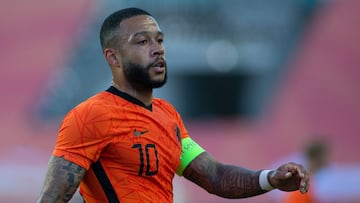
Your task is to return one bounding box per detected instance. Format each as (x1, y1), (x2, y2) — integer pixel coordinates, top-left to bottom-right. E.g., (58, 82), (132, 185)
(149, 57), (166, 67)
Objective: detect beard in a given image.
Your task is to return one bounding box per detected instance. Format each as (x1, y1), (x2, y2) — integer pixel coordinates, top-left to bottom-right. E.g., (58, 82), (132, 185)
(122, 60), (167, 89)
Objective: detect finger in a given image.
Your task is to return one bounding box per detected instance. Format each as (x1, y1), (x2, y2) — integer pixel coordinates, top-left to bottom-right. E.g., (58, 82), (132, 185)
(300, 178), (309, 194)
(285, 172), (292, 178)
(298, 169), (310, 193)
(295, 165), (306, 179)
(304, 173), (310, 193)
(286, 165), (305, 181)
(274, 170), (291, 181)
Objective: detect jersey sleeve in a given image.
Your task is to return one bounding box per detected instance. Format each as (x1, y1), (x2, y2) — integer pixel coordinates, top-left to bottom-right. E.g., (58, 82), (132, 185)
(162, 100), (206, 175)
(53, 101), (113, 170)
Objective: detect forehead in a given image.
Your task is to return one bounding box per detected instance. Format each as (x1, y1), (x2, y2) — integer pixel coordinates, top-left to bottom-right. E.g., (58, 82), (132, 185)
(119, 15), (161, 37)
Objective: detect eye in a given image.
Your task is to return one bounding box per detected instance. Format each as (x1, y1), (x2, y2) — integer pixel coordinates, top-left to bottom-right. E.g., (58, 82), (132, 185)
(138, 40), (148, 45)
(157, 38), (163, 44)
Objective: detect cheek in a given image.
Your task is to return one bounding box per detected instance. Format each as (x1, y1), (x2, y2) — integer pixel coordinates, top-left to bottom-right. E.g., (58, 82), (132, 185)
(127, 49), (149, 63)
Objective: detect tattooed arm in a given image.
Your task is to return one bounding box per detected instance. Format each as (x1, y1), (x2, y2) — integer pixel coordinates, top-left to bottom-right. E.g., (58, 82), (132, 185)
(37, 156), (86, 203)
(182, 152), (309, 199)
(182, 152), (266, 198)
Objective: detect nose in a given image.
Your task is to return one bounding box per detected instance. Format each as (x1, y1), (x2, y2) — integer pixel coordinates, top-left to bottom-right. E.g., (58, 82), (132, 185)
(151, 42), (165, 57)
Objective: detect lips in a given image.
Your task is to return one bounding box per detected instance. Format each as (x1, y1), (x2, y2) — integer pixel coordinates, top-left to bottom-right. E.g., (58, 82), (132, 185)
(152, 59), (165, 68)
(151, 59), (166, 72)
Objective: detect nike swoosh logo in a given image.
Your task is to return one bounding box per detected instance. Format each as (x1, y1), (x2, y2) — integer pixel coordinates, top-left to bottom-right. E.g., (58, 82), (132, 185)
(133, 129), (149, 136)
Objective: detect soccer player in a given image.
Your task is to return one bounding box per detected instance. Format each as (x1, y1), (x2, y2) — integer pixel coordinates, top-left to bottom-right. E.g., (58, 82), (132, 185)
(37, 7), (309, 203)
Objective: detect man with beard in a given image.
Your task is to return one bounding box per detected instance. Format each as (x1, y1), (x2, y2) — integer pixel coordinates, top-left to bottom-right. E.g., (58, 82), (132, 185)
(37, 7), (309, 203)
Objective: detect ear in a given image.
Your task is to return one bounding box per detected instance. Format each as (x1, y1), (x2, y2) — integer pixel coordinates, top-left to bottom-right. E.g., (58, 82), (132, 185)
(104, 48), (121, 67)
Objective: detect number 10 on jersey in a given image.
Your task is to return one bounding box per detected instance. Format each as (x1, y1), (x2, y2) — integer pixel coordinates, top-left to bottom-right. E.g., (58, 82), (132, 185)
(132, 143), (159, 176)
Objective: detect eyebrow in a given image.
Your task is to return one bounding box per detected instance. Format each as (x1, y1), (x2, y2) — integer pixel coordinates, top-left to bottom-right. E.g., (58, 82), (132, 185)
(133, 31), (164, 38)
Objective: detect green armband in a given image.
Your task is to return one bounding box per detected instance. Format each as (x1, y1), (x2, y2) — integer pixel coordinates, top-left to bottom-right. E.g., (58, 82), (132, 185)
(176, 137), (205, 176)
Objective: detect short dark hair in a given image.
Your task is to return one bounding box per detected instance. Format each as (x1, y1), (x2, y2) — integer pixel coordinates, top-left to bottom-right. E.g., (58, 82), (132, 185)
(100, 7), (152, 51)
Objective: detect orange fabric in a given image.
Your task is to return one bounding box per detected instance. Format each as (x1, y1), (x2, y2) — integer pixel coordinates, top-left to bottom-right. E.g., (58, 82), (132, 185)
(283, 191), (314, 203)
(53, 87), (189, 202)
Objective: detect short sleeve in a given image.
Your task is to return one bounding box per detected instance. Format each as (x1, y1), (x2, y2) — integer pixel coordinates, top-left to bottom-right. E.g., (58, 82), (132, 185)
(53, 101), (113, 170)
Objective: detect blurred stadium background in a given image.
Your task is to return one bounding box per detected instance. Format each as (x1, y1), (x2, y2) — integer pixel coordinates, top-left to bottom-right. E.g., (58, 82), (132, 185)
(0, 0), (359, 202)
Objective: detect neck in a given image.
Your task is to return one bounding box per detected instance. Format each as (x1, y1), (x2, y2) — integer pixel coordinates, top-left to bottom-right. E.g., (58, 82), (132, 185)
(112, 80), (153, 106)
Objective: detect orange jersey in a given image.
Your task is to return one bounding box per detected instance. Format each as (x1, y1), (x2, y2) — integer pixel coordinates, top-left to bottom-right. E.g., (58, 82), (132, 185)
(53, 86), (189, 202)
(282, 191), (315, 203)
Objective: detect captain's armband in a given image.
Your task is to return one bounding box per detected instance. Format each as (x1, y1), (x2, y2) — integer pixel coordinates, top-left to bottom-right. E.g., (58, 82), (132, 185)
(176, 137), (205, 176)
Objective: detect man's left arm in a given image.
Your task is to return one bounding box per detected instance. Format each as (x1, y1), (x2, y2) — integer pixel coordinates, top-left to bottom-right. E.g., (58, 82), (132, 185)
(182, 152), (309, 199)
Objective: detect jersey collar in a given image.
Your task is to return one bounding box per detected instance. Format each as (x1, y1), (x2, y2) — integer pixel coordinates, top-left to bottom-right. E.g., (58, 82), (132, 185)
(106, 86), (153, 111)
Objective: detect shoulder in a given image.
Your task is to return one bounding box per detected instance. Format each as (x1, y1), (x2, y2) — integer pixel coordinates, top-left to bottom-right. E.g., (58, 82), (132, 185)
(153, 98), (184, 120)
(64, 91), (113, 121)
(58, 91), (116, 138)
(153, 98), (177, 112)
(80, 91), (116, 108)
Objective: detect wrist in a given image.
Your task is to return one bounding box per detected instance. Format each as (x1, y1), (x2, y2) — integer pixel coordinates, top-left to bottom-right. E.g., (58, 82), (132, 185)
(259, 170), (275, 191)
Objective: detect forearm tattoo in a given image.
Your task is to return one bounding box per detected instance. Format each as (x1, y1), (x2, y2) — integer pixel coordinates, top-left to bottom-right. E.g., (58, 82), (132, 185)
(37, 156), (86, 203)
(183, 152), (267, 198)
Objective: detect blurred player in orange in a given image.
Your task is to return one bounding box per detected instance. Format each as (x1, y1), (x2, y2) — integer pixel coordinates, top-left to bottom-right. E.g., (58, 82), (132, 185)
(37, 7), (309, 203)
(282, 139), (329, 203)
